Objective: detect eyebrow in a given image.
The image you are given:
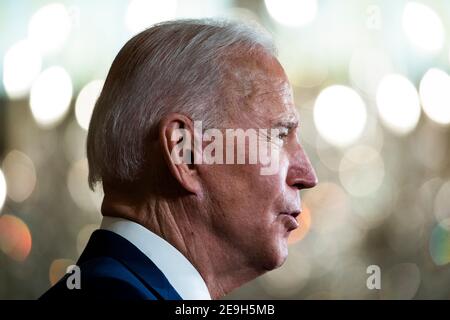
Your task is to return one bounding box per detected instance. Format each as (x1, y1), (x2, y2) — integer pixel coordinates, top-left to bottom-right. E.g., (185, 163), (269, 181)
(271, 112), (299, 130)
(273, 120), (298, 130)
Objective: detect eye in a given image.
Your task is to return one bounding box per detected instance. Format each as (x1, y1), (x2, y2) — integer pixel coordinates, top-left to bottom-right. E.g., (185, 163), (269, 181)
(278, 129), (289, 140)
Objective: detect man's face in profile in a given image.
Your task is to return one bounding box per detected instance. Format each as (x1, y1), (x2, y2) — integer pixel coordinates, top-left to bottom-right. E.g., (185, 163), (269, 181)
(198, 53), (318, 273)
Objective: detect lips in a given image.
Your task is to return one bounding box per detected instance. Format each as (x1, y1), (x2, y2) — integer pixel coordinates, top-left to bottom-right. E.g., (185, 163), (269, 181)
(288, 211), (301, 218)
(279, 211), (301, 231)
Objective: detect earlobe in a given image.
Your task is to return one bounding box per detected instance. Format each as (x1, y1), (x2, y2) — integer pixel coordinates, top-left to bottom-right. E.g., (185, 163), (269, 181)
(159, 113), (203, 196)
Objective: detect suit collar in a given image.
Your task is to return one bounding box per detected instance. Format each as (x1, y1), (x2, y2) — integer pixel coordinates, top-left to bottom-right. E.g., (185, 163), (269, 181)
(78, 229), (182, 300)
(100, 217), (211, 300)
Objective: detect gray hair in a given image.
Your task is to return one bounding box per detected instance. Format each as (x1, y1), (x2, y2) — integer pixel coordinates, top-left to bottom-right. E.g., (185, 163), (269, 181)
(87, 19), (276, 190)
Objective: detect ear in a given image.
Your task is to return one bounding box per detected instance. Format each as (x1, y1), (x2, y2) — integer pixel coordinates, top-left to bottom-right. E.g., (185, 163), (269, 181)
(159, 113), (203, 197)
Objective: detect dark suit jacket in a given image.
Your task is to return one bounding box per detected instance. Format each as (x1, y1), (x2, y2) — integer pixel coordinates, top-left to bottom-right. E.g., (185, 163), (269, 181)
(40, 229), (182, 300)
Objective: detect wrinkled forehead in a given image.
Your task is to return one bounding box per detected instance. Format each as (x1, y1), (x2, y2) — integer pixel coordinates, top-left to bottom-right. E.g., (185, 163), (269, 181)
(224, 51), (297, 127)
(248, 80), (297, 126)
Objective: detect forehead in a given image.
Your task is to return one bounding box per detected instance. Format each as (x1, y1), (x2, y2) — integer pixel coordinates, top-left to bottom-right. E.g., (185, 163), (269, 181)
(245, 77), (298, 127)
(224, 50), (298, 127)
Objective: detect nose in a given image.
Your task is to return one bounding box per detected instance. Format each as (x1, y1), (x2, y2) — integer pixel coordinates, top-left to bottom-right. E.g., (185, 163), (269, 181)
(286, 143), (318, 191)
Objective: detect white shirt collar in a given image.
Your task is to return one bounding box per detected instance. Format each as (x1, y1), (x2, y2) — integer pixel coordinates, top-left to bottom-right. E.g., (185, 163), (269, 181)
(100, 216), (211, 300)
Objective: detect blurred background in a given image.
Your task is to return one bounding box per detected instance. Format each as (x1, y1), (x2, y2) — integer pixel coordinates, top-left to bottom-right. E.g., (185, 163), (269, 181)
(1, 0), (450, 299)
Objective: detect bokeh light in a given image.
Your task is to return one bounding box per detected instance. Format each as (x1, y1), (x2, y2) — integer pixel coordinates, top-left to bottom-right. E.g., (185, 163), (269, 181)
(376, 74), (421, 135)
(49, 258), (75, 286)
(1, 0), (450, 300)
(125, 0), (178, 34)
(264, 0), (317, 27)
(0, 215), (32, 262)
(75, 80), (104, 131)
(402, 2), (444, 53)
(419, 68), (450, 126)
(30, 66), (73, 128)
(2, 150), (36, 203)
(288, 204), (311, 244)
(2, 40), (42, 99)
(313, 85), (367, 147)
(429, 221), (450, 266)
(28, 3), (73, 54)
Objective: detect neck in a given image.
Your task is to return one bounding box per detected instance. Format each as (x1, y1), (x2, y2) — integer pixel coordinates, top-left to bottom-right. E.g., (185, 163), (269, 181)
(101, 192), (263, 299)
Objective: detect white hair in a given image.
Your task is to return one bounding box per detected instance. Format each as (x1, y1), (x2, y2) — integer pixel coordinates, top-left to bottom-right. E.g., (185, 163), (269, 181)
(87, 18), (276, 190)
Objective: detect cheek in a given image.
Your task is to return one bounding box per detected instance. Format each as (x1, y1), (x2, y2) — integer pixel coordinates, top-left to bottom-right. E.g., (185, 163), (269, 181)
(257, 153), (289, 193)
(202, 165), (260, 215)
(240, 153), (290, 209)
(202, 154), (289, 215)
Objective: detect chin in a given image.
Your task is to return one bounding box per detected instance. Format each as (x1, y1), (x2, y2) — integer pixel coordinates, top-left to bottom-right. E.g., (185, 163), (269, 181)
(261, 239), (289, 271)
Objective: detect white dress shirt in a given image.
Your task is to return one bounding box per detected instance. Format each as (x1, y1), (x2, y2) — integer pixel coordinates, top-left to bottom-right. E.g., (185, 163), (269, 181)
(100, 216), (211, 300)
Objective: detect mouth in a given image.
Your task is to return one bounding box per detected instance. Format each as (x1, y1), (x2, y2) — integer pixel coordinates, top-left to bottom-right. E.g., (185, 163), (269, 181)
(279, 211), (301, 231)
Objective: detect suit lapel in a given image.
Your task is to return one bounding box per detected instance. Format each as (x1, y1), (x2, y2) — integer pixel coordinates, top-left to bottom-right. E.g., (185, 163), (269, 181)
(78, 229), (182, 300)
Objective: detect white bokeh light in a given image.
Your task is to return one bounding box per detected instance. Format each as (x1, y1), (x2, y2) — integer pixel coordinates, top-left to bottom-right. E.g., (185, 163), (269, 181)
(402, 2), (444, 53)
(419, 68), (450, 126)
(75, 80), (104, 131)
(313, 85), (367, 147)
(2, 150), (37, 203)
(28, 3), (73, 54)
(0, 169), (6, 211)
(2, 40), (42, 99)
(264, 0), (317, 27)
(30, 66), (73, 128)
(376, 74), (421, 135)
(125, 0), (178, 34)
